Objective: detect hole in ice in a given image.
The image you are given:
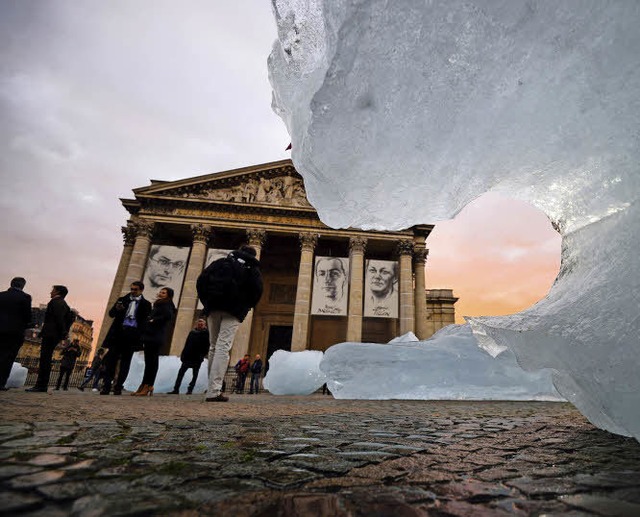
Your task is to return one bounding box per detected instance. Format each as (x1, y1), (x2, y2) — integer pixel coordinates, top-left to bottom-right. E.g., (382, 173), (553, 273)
(426, 192), (561, 322)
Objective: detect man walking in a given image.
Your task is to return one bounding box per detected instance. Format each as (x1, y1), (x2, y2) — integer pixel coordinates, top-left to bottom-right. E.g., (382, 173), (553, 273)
(78, 348), (106, 392)
(100, 281), (151, 395)
(0, 277), (32, 390)
(167, 318), (209, 394)
(26, 285), (73, 392)
(249, 354), (263, 394)
(197, 245), (263, 402)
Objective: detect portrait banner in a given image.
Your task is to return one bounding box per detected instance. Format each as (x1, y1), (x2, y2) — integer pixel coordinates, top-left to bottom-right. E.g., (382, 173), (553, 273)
(311, 256), (349, 316)
(364, 259), (399, 318)
(197, 248), (233, 309)
(142, 245), (190, 303)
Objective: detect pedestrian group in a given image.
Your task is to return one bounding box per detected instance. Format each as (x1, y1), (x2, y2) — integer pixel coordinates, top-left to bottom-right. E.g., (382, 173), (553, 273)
(0, 244), (264, 402)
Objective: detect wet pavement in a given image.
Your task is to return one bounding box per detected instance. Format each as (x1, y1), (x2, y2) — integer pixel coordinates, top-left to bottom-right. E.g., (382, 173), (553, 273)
(1, 390), (639, 516)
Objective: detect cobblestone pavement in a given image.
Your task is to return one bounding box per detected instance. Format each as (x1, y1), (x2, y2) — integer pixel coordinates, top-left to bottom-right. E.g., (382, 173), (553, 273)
(1, 391), (640, 516)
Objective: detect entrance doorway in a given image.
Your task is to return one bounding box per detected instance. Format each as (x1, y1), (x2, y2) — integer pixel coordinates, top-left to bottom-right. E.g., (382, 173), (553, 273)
(265, 325), (293, 372)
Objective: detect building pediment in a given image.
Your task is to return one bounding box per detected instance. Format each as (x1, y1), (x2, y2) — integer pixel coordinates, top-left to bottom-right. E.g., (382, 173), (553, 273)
(132, 159), (313, 210)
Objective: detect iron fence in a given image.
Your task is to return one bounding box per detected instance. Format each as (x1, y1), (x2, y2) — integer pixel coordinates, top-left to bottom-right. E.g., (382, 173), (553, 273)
(16, 357), (266, 393)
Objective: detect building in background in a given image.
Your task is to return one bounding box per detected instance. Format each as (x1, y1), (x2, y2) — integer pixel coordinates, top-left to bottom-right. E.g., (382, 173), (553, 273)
(21, 305), (94, 362)
(97, 159), (458, 366)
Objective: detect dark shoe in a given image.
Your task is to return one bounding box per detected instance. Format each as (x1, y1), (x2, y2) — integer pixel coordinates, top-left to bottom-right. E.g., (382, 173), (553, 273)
(0, 386), (9, 391)
(99, 390), (110, 395)
(205, 394), (229, 402)
(113, 389), (122, 396)
(167, 389), (179, 395)
(63, 387), (68, 391)
(54, 387), (60, 391)
(77, 386), (85, 392)
(186, 390), (193, 395)
(25, 386), (47, 393)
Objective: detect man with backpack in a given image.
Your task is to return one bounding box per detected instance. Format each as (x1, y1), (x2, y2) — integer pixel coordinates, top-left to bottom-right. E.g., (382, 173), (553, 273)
(196, 245), (263, 402)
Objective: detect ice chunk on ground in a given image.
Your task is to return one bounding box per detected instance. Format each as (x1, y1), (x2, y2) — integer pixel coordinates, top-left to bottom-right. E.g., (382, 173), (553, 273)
(7, 362), (27, 388)
(263, 349), (326, 395)
(320, 324), (562, 401)
(269, 1), (640, 439)
(124, 353), (209, 394)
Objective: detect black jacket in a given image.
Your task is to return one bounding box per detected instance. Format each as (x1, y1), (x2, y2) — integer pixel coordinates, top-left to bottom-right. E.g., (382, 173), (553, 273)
(196, 249), (263, 322)
(103, 294), (152, 349)
(251, 359), (263, 375)
(0, 287), (31, 336)
(141, 299), (176, 347)
(41, 297), (73, 342)
(60, 342), (81, 369)
(180, 328), (210, 364)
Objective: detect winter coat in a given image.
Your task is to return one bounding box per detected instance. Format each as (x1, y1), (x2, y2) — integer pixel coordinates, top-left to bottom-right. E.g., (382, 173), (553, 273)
(60, 342), (81, 369)
(0, 287), (31, 336)
(251, 359), (263, 375)
(102, 294), (152, 349)
(196, 249), (263, 322)
(235, 358), (250, 374)
(180, 329), (210, 365)
(40, 297), (73, 342)
(141, 299), (176, 348)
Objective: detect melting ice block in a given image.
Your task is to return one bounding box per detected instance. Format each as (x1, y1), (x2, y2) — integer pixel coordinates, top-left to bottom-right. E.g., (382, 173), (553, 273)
(263, 349), (326, 395)
(320, 325), (562, 401)
(269, 1), (640, 439)
(124, 353), (209, 394)
(7, 362), (27, 388)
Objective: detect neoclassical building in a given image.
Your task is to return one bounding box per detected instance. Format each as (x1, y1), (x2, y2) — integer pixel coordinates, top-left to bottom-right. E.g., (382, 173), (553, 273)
(97, 160), (457, 365)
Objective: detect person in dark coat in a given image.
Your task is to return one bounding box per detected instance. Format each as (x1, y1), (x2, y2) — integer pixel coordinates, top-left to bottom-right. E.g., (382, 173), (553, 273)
(168, 318), (209, 395)
(196, 245), (263, 402)
(26, 285), (73, 392)
(55, 339), (81, 390)
(249, 354), (263, 394)
(132, 287), (176, 396)
(234, 354), (251, 394)
(78, 348), (106, 391)
(100, 281), (152, 395)
(0, 277), (32, 390)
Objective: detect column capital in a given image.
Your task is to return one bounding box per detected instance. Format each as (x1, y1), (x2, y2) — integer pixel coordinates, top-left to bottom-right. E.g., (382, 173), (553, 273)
(191, 223), (212, 244)
(298, 232), (319, 251)
(349, 236), (368, 254)
(413, 247), (429, 264)
(121, 223), (137, 246)
(247, 228), (267, 248)
(396, 239), (414, 256)
(133, 221), (155, 239)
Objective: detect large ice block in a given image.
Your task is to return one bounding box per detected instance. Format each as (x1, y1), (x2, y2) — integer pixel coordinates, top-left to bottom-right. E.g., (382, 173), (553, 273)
(269, 1), (640, 438)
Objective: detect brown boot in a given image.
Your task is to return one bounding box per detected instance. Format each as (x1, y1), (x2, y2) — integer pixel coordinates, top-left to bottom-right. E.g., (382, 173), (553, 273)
(131, 384), (151, 396)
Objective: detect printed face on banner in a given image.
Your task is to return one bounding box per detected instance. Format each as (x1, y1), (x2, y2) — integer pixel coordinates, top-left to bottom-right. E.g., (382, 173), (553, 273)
(143, 245), (190, 302)
(364, 259), (399, 318)
(311, 256), (349, 316)
(197, 248), (234, 310)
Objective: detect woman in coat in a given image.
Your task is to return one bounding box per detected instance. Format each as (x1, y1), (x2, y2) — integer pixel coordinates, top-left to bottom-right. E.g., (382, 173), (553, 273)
(132, 287), (176, 396)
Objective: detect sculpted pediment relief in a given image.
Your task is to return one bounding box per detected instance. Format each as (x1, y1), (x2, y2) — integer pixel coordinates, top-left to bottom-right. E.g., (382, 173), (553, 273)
(151, 173), (312, 209)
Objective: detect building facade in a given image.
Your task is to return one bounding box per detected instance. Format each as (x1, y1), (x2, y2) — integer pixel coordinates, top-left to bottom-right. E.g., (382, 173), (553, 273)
(97, 160), (457, 365)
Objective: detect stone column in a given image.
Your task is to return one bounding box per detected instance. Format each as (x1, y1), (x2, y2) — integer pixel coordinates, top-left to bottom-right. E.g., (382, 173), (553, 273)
(169, 224), (212, 355)
(96, 222), (137, 348)
(413, 247), (429, 340)
(346, 236), (367, 342)
(121, 221), (155, 293)
(291, 233), (318, 351)
(230, 229), (267, 364)
(397, 239), (415, 335)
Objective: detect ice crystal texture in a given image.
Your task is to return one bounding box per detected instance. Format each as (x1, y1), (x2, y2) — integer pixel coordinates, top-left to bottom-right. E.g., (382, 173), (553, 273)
(269, 1), (640, 438)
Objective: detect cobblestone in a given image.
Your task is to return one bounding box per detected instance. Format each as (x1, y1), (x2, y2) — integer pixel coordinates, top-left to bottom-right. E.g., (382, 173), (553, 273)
(1, 390), (639, 515)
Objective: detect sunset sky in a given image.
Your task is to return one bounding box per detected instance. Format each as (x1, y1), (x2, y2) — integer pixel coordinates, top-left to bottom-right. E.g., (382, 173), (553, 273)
(0, 1), (561, 343)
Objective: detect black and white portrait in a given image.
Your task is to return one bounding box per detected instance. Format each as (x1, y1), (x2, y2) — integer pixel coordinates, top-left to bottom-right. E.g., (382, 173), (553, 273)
(142, 245), (190, 302)
(364, 259), (399, 318)
(311, 256), (349, 316)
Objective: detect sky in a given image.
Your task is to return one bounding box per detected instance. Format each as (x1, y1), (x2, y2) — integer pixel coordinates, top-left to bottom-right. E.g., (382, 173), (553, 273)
(0, 1), (561, 344)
